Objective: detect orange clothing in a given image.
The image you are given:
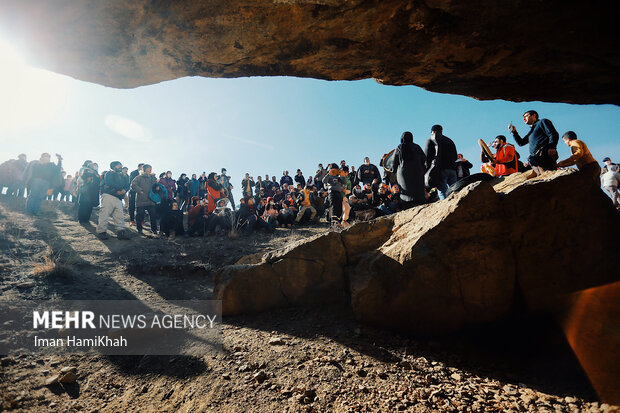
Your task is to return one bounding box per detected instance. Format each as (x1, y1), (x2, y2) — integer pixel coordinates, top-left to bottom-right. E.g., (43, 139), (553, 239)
(494, 143), (518, 176)
(300, 188), (312, 207)
(206, 184), (222, 213)
(557, 139), (596, 169)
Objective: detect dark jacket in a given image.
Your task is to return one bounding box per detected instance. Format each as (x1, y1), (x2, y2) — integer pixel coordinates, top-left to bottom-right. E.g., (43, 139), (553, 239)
(511, 118), (559, 157)
(241, 178), (255, 196)
(322, 171), (344, 192)
(29, 162), (62, 187)
(78, 166), (101, 206)
(236, 202), (255, 224)
(455, 159), (473, 178)
(394, 132), (427, 203)
(357, 163), (381, 185)
(280, 175), (294, 186)
(294, 174), (305, 187)
(102, 170), (127, 200)
(177, 176), (189, 198)
(424, 133), (457, 171)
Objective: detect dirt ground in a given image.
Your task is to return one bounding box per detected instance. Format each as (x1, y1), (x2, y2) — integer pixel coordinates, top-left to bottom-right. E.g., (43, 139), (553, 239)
(0, 195), (616, 412)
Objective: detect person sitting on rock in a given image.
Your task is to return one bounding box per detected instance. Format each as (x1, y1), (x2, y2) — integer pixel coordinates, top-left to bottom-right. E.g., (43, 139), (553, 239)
(455, 154), (473, 179)
(557, 131), (600, 184)
(295, 184), (318, 224)
(480, 135), (518, 177)
(509, 110), (559, 178)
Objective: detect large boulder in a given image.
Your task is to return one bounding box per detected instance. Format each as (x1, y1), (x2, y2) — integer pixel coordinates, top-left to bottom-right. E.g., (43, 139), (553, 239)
(0, 1), (617, 104)
(348, 181), (516, 335)
(214, 169), (620, 335)
(214, 231), (348, 315)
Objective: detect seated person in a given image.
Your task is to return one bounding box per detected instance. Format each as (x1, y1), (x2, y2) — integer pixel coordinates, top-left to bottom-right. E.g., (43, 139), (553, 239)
(208, 198), (233, 235)
(314, 188), (327, 219)
(187, 197), (212, 236)
(388, 184), (403, 213)
(277, 201), (295, 227)
(262, 198), (279, 227)
(160, 201), (185, 238)
(236, 196), (274, 236)
(375, 184), (392, 215)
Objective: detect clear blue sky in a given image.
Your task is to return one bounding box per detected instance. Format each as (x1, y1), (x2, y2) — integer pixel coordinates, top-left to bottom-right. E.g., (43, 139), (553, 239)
(1, 36), (619, 202)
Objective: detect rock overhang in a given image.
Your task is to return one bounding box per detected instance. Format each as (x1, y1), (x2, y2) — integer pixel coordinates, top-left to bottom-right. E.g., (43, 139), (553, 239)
(0, 0), (617, 104)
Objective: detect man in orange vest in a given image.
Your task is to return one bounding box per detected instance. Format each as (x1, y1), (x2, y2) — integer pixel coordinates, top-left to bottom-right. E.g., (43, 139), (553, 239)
(295, 185), (318, 223)
(486, 135), (518, 177)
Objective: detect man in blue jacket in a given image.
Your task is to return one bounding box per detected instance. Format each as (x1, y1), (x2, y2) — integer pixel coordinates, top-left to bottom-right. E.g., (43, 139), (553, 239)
(509, 110), (559, 178)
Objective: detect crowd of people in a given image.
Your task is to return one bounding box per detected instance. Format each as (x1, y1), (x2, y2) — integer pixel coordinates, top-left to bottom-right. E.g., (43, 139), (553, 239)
(1, 111), (618, 241)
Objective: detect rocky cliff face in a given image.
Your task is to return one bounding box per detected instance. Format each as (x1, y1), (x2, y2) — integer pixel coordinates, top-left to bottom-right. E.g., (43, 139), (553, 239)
(1, 1), (617, 104)
(214, 169), (620, 335)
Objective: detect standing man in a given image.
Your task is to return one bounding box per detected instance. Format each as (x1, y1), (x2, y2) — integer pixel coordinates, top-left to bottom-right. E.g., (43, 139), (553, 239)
(294, 169), (305, 187)
(97, 161), (130, 240)
(314, 163), (327, 191)
(557, 131), (600, 183)
(128, 163), (143, 226)
(424, 125), (458, 199)
(130, 164), (159, 235)
(357, 157), (381, 186)
(322, 163), (345, 225)
(198, 172), (207, 199)
(509, 110), (559, 178)
(220, 168), (235, 211)
(455, 154), (473, 179)
(25, 153), (62, 215)
(241, 173), (255, 199)
(280, 170), (293, 187)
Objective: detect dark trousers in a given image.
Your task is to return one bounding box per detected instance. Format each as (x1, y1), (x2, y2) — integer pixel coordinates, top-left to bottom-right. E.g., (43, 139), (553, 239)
(128, 191), (136, 221)
(208, 215), (232, 233)
(136, 205), (158, 232)
(329, 190), (343, 220)
(77, 202), (94, 223)
(160, 215), (184, 236)
(529, 149), (558, 171)
(228, 192), (236, 211)
(243, 215), (273, 235)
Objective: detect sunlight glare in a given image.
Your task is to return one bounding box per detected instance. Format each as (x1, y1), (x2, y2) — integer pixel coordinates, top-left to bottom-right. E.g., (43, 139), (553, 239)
(0, 36), (68, 133)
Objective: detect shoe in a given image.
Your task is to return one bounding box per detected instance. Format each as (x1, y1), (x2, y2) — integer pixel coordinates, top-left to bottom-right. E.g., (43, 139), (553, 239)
(130, 221), (136, 227)
(98, 232), (109, 240)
